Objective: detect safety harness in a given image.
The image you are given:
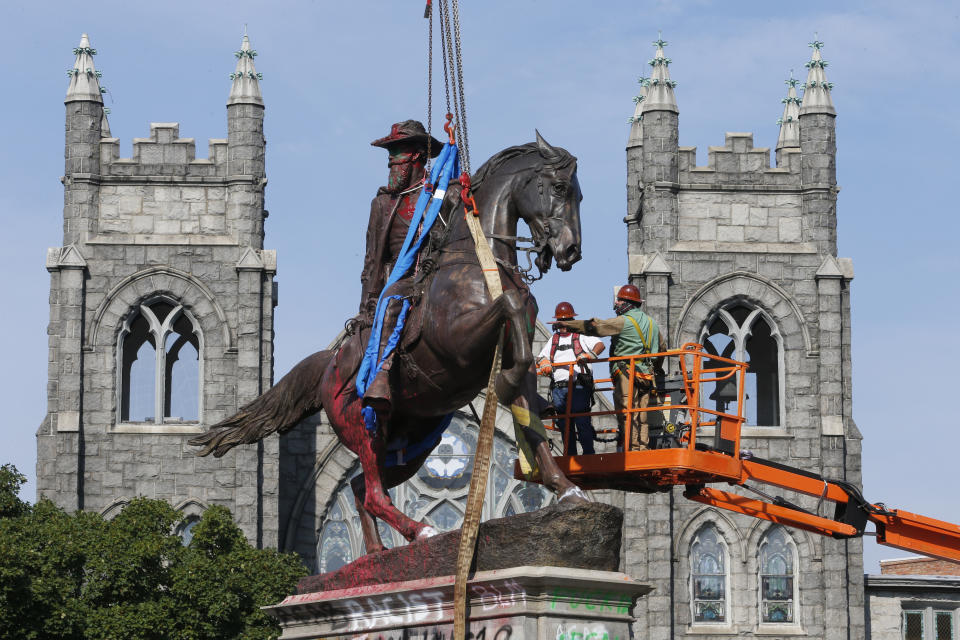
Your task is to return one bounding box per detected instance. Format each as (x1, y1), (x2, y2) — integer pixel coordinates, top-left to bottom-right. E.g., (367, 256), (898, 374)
(612, 312), (657, 379)
(550, 331), (587, 362)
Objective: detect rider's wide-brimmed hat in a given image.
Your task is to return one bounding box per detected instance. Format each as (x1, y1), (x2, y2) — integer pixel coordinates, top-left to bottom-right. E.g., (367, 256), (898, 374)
(371, 120), (444, 157)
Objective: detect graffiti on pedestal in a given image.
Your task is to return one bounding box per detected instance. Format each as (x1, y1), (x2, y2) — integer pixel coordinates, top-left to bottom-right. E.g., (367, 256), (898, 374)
(345, 622), (513, 640)
(548, 587), (632, 615)
(470, 579), (527, 612)
(553, 623), (620, 640)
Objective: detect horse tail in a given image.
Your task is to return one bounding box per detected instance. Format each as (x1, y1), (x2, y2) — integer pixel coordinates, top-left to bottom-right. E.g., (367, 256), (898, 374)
(188, 349), (334, 457)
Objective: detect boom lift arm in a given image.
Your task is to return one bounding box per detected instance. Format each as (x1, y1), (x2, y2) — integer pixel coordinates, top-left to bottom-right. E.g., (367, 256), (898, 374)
(684, 454), (960, 563)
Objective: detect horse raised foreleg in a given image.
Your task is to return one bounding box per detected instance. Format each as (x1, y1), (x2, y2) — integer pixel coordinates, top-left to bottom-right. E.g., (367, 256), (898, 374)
(494, 289), (534, 401)
(513, 368), (590, 505)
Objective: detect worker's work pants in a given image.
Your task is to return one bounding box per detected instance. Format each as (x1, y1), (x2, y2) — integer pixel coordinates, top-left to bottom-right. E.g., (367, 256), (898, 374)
(551, 385), (596, 456)
(614, 371), (659, 451)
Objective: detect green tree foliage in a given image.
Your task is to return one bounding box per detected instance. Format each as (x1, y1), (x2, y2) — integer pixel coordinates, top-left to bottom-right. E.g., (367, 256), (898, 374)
(0, 465), (306, 640)
(0, 464), (28, 518)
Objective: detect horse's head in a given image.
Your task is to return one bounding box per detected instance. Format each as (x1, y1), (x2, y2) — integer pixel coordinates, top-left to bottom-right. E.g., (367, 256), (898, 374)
(522, 131), (583, 273)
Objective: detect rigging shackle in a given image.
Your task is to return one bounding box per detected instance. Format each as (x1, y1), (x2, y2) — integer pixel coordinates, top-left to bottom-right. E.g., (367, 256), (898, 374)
(443, 112), (456, 145)
(459, 172), (479, 217)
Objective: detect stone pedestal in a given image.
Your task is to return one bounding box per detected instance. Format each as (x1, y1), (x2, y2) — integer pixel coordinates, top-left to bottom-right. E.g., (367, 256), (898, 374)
(264, 565), (652, 640)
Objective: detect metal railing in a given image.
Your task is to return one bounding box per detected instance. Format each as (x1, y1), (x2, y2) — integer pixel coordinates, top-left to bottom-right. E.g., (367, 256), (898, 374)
(542, 342), (748, 456)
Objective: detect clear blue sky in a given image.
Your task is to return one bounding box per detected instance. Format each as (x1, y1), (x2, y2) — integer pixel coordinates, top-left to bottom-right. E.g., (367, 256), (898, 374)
(3, 0), (958, 573)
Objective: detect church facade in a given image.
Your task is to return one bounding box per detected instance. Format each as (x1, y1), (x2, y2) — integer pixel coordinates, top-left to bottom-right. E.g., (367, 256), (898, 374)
(37, 34), (279, 547)
(621, 38), (862, 638)
(38, 33), (863, 639)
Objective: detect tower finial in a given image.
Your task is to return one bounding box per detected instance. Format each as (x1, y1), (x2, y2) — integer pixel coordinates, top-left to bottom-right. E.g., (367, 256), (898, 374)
(800, 36), (835, 115)
(228, 32), (263, 106)
(65, 33), (104, 103)
(627, 75), (649, 146)
(643, 32), (677, 113)
(777, 71), (801, 151)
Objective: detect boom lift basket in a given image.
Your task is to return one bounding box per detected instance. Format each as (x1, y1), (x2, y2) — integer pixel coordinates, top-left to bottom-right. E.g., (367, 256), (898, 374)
(518, 342), (748, 492)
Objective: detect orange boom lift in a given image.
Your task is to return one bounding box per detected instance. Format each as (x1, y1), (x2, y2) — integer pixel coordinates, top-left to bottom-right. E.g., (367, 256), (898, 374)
(516, 343), (960, 563)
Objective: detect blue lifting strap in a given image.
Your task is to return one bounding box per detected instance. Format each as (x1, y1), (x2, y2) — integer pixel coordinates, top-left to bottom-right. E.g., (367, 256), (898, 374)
(356, 141), (461, 435)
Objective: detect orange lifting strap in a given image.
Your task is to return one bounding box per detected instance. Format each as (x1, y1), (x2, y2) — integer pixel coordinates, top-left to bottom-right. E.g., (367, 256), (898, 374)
(515, 343), (960, 564)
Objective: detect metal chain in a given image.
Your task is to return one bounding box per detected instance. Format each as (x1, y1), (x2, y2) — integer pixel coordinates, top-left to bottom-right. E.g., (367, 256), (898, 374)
(426, 1), (433, 169)
(438, 0), (453, 115)
(445, 3), (465, 170)
(440, 0), (464, 157)
(451, 0), (470, 173)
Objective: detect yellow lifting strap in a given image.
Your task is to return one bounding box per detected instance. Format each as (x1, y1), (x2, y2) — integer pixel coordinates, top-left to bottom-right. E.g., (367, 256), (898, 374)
(453, 206), (504, 640)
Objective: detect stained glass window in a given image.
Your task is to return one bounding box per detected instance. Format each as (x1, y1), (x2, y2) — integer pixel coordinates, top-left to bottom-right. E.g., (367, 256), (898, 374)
(178, 516), (201, 546)
(691, 524), (727, 623)
(316, 414), (554, 573)
(759, 526), (795, 623)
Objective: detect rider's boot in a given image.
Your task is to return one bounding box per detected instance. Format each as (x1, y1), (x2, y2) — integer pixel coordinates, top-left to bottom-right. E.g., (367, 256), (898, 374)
(361, 298), (403, 422)
(364, 353), (395, 421)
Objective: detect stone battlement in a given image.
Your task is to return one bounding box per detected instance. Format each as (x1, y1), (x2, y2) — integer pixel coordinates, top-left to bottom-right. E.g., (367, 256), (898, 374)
(99, 123), (229, 178)
(678, 132), (801, 187)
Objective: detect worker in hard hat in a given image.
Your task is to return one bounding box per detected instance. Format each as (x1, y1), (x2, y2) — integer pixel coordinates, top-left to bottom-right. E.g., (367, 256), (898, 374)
(553, 284), (664, 452)
(536, 302), (605, 456)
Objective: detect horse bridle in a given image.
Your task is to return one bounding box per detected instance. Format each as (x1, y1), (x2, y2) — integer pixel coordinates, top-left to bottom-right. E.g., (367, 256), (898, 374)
(484, 168), (574, 284)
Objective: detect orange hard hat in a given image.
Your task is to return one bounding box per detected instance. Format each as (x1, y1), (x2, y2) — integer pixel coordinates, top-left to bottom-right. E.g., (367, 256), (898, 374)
(617, 284), (644, 304)
(553, 301), (577, 319)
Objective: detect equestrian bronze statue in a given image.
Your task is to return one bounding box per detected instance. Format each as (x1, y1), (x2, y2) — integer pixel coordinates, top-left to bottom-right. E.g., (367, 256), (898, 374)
(190, 132), (586, 554)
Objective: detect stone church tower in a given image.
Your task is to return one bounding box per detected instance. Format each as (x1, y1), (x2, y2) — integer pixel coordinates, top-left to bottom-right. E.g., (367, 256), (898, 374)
(36, 34), (279, 547)
(623, 37), (863, 638)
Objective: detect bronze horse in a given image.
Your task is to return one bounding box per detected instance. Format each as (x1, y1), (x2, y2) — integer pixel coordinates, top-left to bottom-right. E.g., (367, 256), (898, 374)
(191, 133), (587, 553)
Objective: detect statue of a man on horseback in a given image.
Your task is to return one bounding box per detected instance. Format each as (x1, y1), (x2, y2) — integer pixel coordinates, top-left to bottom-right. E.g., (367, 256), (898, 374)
(190, 127), (589, 555)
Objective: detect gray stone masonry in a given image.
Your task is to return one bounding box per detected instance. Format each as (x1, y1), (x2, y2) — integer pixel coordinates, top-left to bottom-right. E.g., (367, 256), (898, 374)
(800, 112), (839, 256)
(38, 50), (276, 549)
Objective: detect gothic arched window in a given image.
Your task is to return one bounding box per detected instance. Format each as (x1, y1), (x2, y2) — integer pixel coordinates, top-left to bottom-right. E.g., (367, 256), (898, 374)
(758, 526), (797, 624)
(118, 299), (202, 424)
(700, 303), (783, 427)
(317, 415), (553, 574)
(691, 524), (728, 623)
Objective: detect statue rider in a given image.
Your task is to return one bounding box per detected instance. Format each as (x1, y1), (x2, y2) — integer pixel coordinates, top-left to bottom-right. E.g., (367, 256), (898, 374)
(359, 120), (444, 419)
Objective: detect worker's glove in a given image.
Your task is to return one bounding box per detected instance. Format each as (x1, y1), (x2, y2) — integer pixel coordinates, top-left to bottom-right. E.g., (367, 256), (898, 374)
(537, 363), (553, 376)
(576, 354), (591, 363)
